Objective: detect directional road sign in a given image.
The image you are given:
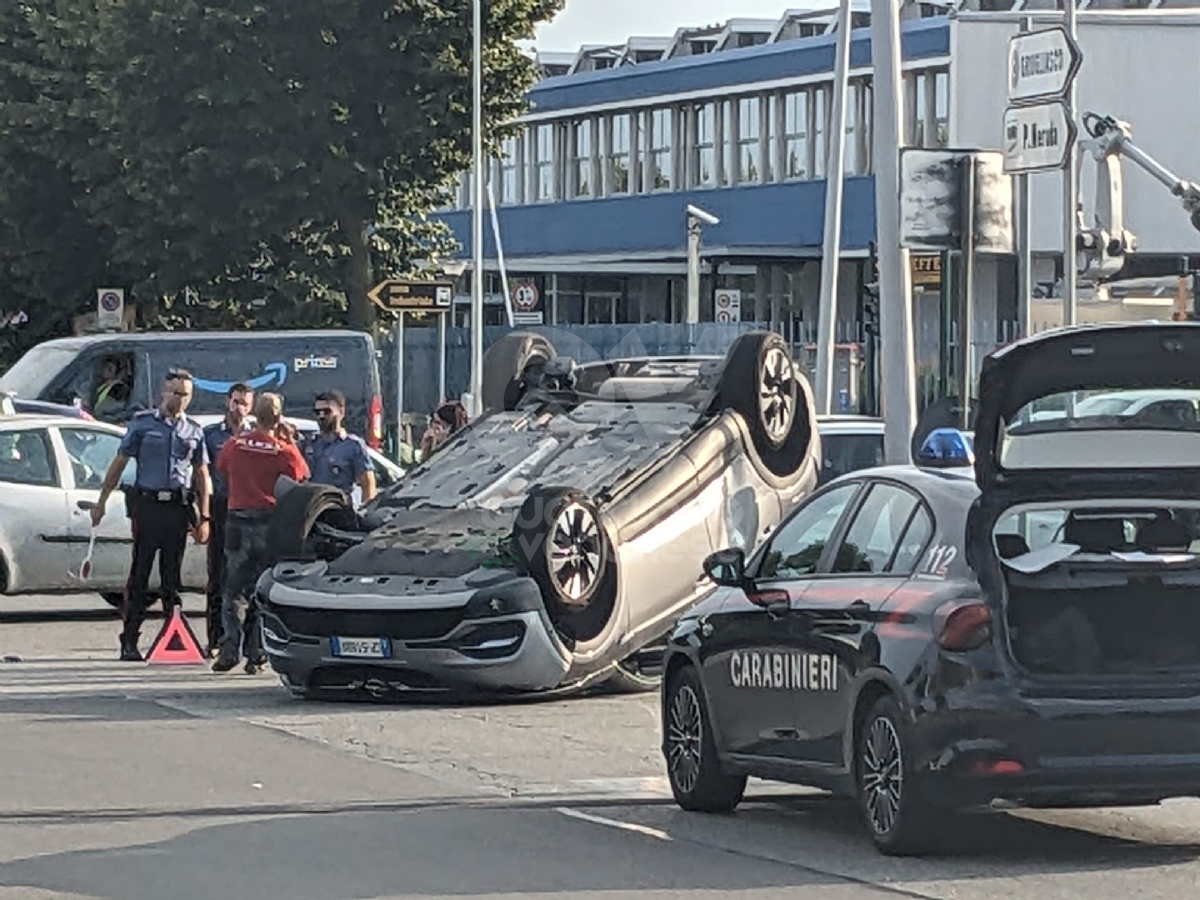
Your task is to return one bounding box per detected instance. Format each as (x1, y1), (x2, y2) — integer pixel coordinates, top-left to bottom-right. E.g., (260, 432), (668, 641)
(367, 279), (454, 312)
(1002, 101), (1077, 174)
(1007, 27), (1082, 105)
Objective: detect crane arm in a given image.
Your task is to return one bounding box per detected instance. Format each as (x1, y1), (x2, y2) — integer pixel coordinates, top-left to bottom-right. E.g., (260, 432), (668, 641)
(1076, 112), (1200, 281)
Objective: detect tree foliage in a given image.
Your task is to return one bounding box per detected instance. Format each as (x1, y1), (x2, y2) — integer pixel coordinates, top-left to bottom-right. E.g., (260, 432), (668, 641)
(0, 0), (559, 363)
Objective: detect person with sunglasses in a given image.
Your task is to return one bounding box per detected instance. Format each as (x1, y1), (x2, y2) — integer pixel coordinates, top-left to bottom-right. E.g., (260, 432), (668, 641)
(301, 390), (376, 505)
(89, 368), (212, 661)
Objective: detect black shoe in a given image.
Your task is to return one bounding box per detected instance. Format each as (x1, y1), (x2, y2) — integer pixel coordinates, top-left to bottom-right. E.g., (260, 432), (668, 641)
(245, 655), (268, 675)
(212, 655), (238, 673)
(120, 645), (143, 662)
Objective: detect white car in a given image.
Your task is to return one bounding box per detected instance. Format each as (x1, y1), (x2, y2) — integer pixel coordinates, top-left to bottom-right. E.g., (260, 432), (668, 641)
(0, 414), (208, 604)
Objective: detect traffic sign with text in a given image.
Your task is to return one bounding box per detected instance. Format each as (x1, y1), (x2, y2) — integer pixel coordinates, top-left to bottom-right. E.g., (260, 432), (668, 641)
(1007, 27), (1082, 104)
(368, 279), (454, 312)
(1002, 101), (1077, 173)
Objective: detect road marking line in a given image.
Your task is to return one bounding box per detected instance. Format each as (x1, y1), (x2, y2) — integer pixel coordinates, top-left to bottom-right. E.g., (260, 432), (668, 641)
(554, 806), (673, 842)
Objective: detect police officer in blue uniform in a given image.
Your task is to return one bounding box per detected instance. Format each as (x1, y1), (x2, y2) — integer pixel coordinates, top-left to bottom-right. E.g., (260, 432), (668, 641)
(91, 368), (213, 660)
(202, 382), (254, 656)
(303, 390), (376, 503)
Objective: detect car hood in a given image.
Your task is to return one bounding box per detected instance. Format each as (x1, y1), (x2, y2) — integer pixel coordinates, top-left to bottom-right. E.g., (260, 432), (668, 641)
(973, 321), (1200, 499)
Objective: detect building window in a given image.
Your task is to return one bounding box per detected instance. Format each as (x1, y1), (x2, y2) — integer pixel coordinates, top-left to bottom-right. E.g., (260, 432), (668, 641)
(609, 113), (631, 194)
(694, 103), (716, 187)
(737, 97), (760, 183)
(783, 90), (809, 180)
(534, 124), (555, 201)
(648, 108), (672, 191)
(843, 83), (860, 175)
(499, 137), (519, 204)
(934, 70), (949, 146)
(721, 101), (734, 186)
(812, 87), (828, 179)
(573, 120), (592, 198)
(860, 81), (873, 173)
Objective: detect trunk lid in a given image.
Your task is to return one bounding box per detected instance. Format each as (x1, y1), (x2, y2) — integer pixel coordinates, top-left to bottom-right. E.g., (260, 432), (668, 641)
(974, 322), (1200, 503)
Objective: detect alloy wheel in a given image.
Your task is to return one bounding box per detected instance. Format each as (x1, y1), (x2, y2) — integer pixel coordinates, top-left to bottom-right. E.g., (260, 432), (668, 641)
(861, 716), (904, 837)
(666, 683), (704, 795)
(548, 502), (602, 602)
(758, 346), (797, 444)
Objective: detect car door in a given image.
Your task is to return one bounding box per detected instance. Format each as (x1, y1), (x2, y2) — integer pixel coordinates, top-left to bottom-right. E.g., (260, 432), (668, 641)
(702, 482), (865, 760)
(788, 480), (934, 769)
(55, 424), (138, 587)
(0, 426), (72, 593)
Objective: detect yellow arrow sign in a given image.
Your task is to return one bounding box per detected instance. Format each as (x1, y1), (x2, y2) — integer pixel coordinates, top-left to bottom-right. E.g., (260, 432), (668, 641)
(367, 279), (455, 312)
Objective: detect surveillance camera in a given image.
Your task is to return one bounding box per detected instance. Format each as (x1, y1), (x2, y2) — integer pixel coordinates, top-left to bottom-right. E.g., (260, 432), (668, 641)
(686, 204), (720, 227)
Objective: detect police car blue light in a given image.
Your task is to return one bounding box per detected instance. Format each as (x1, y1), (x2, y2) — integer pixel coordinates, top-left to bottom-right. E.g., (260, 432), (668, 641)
(916, 428), (974, 468)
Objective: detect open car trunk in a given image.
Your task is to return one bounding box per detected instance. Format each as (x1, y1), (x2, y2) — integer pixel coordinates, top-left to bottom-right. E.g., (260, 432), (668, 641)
(995, 504), (1200, 678)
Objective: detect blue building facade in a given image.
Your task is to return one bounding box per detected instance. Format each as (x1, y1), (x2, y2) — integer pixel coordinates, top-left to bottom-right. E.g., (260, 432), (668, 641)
(432, 7), (951, 334)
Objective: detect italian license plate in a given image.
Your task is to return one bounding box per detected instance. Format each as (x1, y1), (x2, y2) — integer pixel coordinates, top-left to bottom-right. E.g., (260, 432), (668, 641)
(331, 637), (391, 659)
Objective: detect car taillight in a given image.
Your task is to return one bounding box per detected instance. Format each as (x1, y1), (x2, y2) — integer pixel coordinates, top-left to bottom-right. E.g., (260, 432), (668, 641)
(935, 601), (992, 652)
(747, 589), (790, 608)
(368, 394), (383, 450)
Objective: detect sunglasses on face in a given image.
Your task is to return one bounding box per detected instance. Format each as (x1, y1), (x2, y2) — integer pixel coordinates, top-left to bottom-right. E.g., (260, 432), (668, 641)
(313, 407), (336, 417)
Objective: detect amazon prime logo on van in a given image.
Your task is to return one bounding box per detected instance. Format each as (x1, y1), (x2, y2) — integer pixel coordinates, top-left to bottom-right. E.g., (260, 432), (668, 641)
(192, 362), (288, 394)
(294, 355), (339, 371)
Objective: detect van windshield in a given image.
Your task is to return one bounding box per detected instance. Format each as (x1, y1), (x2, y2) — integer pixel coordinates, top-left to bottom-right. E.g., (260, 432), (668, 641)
(0, 346), (78, 397)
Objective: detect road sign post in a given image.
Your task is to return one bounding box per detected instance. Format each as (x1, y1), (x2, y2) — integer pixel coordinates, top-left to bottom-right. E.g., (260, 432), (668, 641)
(1004, 23), (1083, 325)
(368, 279), (455, 436)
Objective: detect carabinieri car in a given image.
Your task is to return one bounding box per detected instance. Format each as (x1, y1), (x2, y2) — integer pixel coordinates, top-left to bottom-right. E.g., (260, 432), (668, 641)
(661, 321), (1200, 855)
(255, 330), (822, 700)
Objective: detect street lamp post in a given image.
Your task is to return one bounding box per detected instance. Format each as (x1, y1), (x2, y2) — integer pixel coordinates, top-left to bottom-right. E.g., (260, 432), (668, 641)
(468, 0), (485, 419)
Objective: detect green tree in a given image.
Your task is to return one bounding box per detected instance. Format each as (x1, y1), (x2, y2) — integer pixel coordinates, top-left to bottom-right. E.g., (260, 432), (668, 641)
(70, 0), (560, 329)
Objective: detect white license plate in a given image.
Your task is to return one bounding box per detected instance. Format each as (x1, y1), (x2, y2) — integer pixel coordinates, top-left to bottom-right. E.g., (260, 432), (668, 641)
(331, 637), (391, 659)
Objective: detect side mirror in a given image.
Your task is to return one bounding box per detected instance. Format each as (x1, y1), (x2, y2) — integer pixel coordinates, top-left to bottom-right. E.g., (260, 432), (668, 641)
(703, 548), (746, 587)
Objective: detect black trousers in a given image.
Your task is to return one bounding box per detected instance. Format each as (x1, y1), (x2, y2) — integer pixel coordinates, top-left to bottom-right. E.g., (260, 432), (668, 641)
(123, 493), (190, 643)
(205, 496), (229, 649)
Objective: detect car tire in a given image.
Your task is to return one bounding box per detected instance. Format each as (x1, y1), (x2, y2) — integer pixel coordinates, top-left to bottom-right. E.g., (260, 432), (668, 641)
(664, 665), (746, 813)
(602, 639), (668, 694)
(856, 695), (947, 856)
(482, 332), (557, 412)
(101, 592), (123, 609)
(708, 331), (810, 477)
(513, 486), (615, 643)
(266, 481), (355, 562)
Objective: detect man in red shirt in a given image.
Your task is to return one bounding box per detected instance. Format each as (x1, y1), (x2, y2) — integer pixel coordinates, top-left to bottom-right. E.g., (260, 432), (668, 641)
(213, 392), (309, 673)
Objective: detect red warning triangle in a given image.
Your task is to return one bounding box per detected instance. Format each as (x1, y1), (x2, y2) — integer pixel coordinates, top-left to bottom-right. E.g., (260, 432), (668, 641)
(145, 607), (207, 665)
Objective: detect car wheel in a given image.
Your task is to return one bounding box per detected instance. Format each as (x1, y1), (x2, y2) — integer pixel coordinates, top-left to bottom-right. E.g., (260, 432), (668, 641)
(708, 331), (811, 477)
(603, 639), (667, 694)
(856, 695), (946, 856)
(664, 665), (746, 812)
(513, 487), (616, 644)
(482, 331), (557, 412)
(266, 481), (355, 563)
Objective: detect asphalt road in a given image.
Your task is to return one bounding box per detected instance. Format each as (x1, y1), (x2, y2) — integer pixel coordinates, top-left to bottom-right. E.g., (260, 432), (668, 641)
(2, 594), (1200, 900)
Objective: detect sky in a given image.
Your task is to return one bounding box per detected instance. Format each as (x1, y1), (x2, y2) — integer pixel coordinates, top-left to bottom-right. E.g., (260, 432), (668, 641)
(529, 0), (819, 53)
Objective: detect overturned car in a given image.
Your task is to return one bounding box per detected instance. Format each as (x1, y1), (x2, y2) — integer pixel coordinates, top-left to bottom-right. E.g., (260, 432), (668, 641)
(255, 330), (821, 699)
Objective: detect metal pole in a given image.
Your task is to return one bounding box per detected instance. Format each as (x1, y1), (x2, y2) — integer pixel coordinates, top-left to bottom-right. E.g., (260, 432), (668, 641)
(438, 311), (447, 403)
(960, 156), (976, 432)
(487, 179), (515, 327)
(1018, 16), (1034, 340)
(870, 0), (917, 464)
(468, 0), (485, 418)
(815, 0), (853, 416)
(395, 313), (405, 431)
(686, 217), (701, 324)
(1062, 0), (1079, 326)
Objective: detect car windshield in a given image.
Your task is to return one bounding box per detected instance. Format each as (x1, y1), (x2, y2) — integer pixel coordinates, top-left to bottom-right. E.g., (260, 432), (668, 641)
(0, 346), (78, 397)
(376, 400), (696, 511)
(819, 432), (884, 484)
(999, 388), (1200, 471)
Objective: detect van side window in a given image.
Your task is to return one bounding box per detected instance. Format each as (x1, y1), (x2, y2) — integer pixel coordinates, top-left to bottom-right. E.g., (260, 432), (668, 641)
(90, 353), (136, 420)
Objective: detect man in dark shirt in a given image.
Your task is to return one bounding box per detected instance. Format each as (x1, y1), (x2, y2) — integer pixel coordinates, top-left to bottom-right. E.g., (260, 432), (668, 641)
(201, 382), (254, 657)
(214, 392), (309, 673)
(91, 368), (212, 661)
(303, 390), (376, 504)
